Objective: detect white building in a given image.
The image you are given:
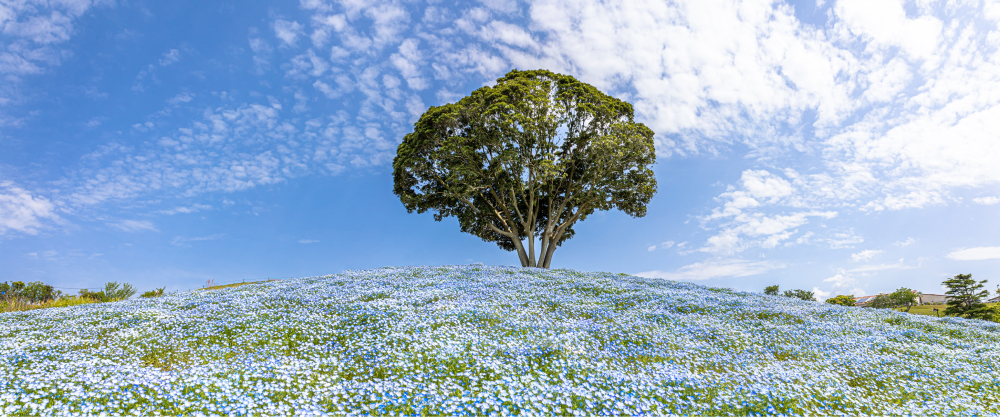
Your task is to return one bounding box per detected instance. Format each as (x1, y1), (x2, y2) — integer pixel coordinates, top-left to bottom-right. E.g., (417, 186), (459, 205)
(918, 294), (948, 305)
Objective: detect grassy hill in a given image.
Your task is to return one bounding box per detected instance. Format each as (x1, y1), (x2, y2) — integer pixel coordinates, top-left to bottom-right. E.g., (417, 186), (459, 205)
(2, 264), (1000, 416)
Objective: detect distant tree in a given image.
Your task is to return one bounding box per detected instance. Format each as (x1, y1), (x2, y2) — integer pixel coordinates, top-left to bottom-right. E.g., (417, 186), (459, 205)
(783, 289), (816, 302)
(80, 282), (137, 303)
(102, 282), (137, 302)
(943, 273), (994, 320)
(865, 293), (895, 309)
(11, 281), (25, 299)
(888, 288), (919, 313)
(825, 295), (856, 306)
(0, 281), (39, 303)
(393, 69), (657, 268)
(764, 285), (779, 296)
(21, 282), (54, 303)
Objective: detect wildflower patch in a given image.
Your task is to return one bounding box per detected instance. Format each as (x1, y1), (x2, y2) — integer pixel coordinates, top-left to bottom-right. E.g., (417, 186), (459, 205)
(3, 264), (1000, 415)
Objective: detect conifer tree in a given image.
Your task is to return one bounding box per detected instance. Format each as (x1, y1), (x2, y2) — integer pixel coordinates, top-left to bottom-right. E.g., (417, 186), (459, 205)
(943, 273), (994, 320)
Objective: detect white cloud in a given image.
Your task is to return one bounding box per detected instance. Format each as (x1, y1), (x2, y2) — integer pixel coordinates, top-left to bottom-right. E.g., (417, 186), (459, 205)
(813, 287), (831, 303)
(636, 259), (785, 281)
(0, 0), (108, 123)
(171, 234), (225, 246)
(848, 259), (913, 273)
(823, 273), (857, 289)
(851, 249), (882, 262)
(0, 181), (61, 235)
(834, 0), (941, 58)
(166, 92), (194, 105)
(390, 38), (428, 90)
(648, 240), (675, 251)
(155, 204), (212, 215)
(702, 210), (836, 254)
(273, 20), (304, 47)
(63, 98), (388, 206)
(894, 237), (916, 247)
(946, 247), (1000, 261)
(159, 49), (181, 66)
(299, 239), (319, 244)
(109, 219), (158, 233)
(973, 197), (999, 206)
(821, 230), (864, 249)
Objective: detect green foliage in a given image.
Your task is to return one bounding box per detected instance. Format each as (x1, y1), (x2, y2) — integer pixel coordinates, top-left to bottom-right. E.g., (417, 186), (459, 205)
(0, 281), (55, 303)
(943, 274), (995, 320)
(783, 289), (816, 302)
(866, 288), (919, 311)
(826, 295), (856, 306)
(80, 282), (138, 302)
(865, 294), (894, 309)
(890, 288), (919, 312)
(764, 285), (779, 296)
(141, 287), (166, 298)
(393, 69), (657, 269)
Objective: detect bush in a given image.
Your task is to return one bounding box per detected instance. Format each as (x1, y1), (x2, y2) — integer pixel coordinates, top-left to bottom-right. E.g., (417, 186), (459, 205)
(79, 282), (138, 303)
(783, 289), (816, 302)
(764, 285), (779, 296)
(141, 287), (166, 298)
(826, 295), (856, 306)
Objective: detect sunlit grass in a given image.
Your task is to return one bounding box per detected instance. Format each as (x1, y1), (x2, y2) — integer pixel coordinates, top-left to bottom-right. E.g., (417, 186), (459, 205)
(3, 264), (1000, 416)
(0, 296), (99, 313)
(197, 279), (277, 291)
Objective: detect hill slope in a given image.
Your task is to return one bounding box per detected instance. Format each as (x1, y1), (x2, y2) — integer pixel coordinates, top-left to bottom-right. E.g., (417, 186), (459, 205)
(2, 264), (1000, 415)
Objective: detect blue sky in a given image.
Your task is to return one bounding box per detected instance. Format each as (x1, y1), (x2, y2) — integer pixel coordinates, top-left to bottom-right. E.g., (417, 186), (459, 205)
(2, 0), (999, 298)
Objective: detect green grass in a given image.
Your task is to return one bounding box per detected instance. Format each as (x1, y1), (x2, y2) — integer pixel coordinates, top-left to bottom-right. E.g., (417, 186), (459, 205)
(899, 302), (998, 317)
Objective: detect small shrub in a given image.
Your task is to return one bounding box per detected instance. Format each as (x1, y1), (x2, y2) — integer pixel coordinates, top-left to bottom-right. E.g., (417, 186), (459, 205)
(141, 287), (166, 298)
(764, 285), (779, 296)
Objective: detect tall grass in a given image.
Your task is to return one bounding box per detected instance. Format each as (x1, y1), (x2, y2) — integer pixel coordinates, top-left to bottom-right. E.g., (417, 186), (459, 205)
(0, 296), (99, 313)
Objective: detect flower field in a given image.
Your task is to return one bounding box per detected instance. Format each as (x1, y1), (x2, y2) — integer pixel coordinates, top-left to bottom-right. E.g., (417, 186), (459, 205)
(3, 264), (1000, 416)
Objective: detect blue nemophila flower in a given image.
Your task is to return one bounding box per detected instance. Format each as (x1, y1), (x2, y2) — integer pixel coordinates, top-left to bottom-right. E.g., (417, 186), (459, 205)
(2, 264), (1000, 415)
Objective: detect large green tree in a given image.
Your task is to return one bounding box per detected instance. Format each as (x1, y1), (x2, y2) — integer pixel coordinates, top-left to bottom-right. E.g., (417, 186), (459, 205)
(865, 288), (919, 312)
(393, 69), (657, 268)
(825, 295), (856, 306)
(943, 273), (994, 320)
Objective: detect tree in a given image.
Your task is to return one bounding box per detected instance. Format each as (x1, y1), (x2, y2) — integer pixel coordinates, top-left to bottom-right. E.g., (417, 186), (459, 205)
(764, 285), (779, 296)
(393, 69), (657, 268)
(888, 288), (919, 312)
(865, 294), (894, 309)
(943, 273), (994, 320)
(826, 295), (856, 306)
(783, 289), (816, 302)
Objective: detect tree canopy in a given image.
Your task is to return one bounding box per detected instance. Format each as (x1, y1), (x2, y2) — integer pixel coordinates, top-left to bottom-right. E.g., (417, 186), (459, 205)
(943, 273), (994, 320)
(783, 289), (816, 302)
(393, 69), (657, 268)
(825, 295), (856, 306)
(866, 288), (919, 312)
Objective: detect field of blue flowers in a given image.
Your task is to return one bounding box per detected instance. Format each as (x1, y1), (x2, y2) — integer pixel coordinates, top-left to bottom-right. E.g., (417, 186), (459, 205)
(3, 264), (1000, 416)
